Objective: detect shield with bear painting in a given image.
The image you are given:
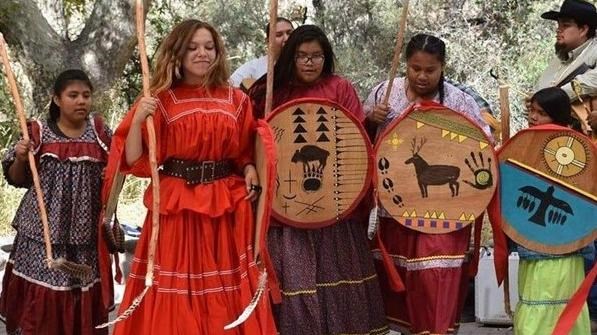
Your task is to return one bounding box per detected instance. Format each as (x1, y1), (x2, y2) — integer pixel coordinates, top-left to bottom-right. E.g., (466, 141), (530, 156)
(375, 102), (498, 234)
(498, 125), (597, 254)
(266, 98), (373, 228)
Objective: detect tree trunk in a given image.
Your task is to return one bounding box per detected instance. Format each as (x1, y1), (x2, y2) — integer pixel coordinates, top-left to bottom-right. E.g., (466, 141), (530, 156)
(0, 0), (151, 115)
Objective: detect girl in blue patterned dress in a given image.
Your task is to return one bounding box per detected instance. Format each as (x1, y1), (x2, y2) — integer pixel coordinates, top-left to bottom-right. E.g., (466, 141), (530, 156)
(0, 69), (112, 335)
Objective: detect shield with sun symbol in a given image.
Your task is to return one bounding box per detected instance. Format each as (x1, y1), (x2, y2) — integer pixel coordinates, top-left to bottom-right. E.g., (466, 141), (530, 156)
(375, 103), (497, 234)
(266, 98), (373, 228)
(498, 125), (596, 254)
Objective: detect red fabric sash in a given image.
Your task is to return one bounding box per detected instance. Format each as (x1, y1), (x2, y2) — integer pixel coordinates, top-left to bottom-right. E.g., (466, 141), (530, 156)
(255, 120), (282, 303)
(376, 229), (405, 292)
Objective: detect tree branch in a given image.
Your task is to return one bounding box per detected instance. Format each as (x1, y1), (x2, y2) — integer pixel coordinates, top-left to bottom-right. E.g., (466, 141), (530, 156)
(0, 1), (67, 110)
(73, 0), (152, 92)
(0, 1), (65, 63)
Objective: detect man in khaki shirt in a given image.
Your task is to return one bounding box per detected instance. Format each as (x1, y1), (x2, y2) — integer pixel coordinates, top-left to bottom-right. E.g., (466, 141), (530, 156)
(534, 0), (597, 134)
(534, 2), (597, 332)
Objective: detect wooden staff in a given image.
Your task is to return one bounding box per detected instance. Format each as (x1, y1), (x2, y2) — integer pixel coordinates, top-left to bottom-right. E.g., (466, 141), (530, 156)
(224, 1), (279, 330)
(263, 0), (278, 117)
(96, 0), (159, 327)
(571, 80), (596, 140)
(382, 0), (410, 105)
(255, 0), (278, 259)
(499, 84), (511, 143)
(135, 0), (161, 290)
(0, 34), (92, 280)
(369, 0), (409, 241)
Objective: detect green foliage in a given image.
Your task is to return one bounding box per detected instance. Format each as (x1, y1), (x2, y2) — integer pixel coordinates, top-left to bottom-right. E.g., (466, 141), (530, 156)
(63, 0), (88, 18)
(0, 176), (24, 235)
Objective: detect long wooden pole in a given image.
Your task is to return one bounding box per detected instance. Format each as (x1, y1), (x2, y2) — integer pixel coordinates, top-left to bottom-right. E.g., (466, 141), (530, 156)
(95, 1), (160, 328)
(226, 1), (279, 329)
(382, 0), (410, 105)
(254, 1), (278, 259)
(571, 80), (596, 140)
(135, 0), (160, 288)
(0, 34), (54, 265)
(263, 0), (278, 117)
(499, 85), (511, 143)
(0, 34), (93, 280)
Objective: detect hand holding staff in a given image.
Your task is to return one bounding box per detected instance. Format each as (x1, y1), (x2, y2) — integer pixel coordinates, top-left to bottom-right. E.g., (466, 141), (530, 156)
(135, 0), (161, 291)
(96, 0), (159, 328)
(0, 34), (92, 280)
(224, 0), (279, 330)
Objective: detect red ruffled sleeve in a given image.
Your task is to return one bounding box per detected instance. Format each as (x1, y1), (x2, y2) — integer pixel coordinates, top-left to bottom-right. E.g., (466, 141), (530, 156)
(232, 90), (256, 172)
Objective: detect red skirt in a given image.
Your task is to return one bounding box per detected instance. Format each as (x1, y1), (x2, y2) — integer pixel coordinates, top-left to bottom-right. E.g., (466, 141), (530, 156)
(374, 218), (471, 334)
(112, 200), (276, 335)
(0, 235), (108, 335)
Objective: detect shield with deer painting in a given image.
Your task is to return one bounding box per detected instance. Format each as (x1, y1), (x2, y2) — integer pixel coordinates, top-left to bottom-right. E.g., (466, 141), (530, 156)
(375, 102), (497, 234)
(267, 98), (373, 228)
(497, 125), (596, 254)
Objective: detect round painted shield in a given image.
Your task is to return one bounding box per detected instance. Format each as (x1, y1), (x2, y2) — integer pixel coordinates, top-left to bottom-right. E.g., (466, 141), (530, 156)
(267, 98), (373, 228)
(375, 103), (497, 234)
(498, 126), (597, 254)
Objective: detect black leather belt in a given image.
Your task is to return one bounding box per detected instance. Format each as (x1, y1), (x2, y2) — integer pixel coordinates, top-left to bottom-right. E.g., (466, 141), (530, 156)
(160, 159), (233, 185)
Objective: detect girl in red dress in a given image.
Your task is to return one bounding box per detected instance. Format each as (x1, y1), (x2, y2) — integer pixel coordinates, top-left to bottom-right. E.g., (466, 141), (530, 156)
(108, 20), (276, 335)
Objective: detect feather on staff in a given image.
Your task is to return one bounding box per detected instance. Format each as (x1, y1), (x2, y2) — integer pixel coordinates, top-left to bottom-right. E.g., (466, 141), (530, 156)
(224, 0), (279, 330)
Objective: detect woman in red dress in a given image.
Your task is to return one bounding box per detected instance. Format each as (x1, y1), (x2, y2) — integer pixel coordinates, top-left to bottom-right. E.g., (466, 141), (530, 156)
(108, 19), (276, 335)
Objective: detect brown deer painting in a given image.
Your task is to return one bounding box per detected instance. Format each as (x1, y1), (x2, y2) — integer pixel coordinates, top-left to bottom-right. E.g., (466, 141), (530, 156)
(404, 137), (460, 198)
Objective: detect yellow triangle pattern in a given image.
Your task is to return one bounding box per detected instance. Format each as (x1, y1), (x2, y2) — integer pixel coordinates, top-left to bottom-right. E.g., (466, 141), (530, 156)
(479, 142), (488, 150)
(402, 210), (410, 218)
(417, 122), (425, 129)
(469, 214), (476, 221)
(458, 135), (467, 143)
(438, 212), (445, 220)
(430, 211), (438, 219)
(450, 132), (458, 140)
(459, 213), (467, 221)
(424, 211), (430, 219)
(410, 210), (417, 218)
(442, 129), (450, 138)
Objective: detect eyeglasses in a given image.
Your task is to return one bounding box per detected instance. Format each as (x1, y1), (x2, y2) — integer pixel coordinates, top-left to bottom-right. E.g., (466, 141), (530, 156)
(295, 54), (325, 65)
